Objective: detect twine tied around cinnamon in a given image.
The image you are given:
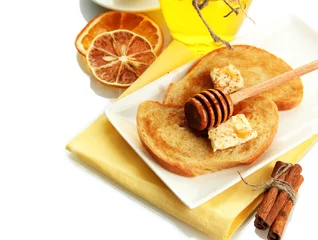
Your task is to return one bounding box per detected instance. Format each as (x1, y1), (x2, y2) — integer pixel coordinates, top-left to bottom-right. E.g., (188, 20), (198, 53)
(238, 163), (296, 203)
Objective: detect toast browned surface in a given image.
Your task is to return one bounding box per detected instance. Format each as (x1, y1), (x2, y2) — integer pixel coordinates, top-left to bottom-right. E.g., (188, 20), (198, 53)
(137, 96), (279, 177)
(163, 45), (303, 110)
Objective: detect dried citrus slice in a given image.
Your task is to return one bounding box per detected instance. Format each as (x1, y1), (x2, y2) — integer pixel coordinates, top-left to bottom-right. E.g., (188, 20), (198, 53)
(76, 11), (163, 56)
(87, 30), (157, 87)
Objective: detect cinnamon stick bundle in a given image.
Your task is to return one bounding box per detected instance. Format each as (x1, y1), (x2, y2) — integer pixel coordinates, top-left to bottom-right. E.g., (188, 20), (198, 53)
(251, 161), (304, 240)
(267, 176), (304, 240)
(254, 162), (302, 230)
(264, 164), (302, 227)
(254, 161), (291, 230)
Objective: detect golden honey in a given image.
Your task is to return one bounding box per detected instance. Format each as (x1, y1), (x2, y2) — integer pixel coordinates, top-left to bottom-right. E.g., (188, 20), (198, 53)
(159, 0), (252, 54)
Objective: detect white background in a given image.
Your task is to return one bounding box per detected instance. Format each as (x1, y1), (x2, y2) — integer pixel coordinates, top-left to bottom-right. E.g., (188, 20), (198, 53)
(0, 0), (317, 239)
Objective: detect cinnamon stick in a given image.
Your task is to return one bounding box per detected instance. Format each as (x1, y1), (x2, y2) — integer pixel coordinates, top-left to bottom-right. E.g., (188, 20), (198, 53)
(267, 175), (304, 240)
(264, 164), (302, 228)
(254, 161), (291, 230)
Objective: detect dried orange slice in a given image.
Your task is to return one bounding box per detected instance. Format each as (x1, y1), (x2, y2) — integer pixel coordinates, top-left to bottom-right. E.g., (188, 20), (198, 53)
(76, 11), (163, 56)
(86, 30), (156, 87)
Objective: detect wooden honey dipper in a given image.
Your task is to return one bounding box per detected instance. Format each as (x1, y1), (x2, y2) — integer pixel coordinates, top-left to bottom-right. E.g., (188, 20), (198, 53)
(184, 60), (318, 131)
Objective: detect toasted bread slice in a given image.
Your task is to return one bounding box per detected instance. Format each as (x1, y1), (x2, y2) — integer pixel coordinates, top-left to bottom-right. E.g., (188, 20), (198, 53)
(163, 45), (303, 110)
(137, 96), (279, 177)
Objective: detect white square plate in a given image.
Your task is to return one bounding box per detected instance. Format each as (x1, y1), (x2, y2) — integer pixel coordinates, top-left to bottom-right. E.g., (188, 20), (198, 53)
(104, 15), (318, 209)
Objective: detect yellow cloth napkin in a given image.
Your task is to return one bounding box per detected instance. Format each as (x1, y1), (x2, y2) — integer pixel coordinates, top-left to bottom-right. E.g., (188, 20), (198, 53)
(66, 40), (318, 239)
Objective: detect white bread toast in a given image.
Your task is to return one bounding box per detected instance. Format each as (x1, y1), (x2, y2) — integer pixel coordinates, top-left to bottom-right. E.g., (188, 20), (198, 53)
(163, 45), (303, 110)
(137, 96), (279, 177)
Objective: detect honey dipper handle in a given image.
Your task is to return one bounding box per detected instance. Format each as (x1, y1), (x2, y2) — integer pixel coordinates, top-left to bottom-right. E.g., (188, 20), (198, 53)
(230, 59), (318, 104)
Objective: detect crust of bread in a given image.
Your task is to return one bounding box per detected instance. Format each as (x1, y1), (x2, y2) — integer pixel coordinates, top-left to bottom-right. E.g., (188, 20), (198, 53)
(137, 96), (279, 177)
(163, 45), (303, 111)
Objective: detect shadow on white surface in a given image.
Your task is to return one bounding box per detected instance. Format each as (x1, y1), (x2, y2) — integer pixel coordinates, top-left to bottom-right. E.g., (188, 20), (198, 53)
(76, 53), (125, 99)
(89, 77), (125, 99)
(76, 53), (90, 76)
(68, 152), (211, 240)
(79, 0), (106, 22)
(254, 228), (268, 239)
